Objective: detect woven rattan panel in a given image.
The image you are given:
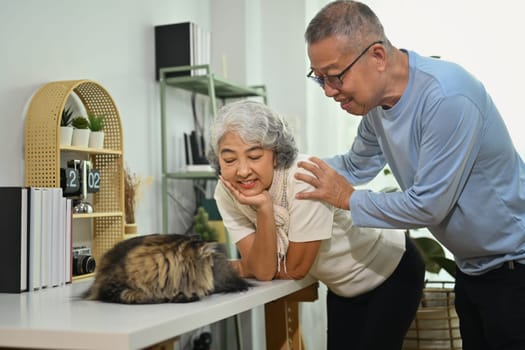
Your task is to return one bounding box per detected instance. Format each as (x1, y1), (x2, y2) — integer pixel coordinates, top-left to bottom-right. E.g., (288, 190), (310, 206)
(92, 153), (122, 212)
(74, 82), (122, 150)
(92, 216), (123, 264)
(25, 81), (69, 187)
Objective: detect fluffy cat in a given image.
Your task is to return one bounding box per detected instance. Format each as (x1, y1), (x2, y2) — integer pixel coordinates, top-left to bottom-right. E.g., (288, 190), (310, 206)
(83, 233), (251, 304)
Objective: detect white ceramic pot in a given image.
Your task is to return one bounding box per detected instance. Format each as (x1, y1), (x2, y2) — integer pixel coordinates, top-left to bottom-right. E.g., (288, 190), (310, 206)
(71, 128), (90, 147)
(88, 131), (104, 149)
(59, 126), (73, 146)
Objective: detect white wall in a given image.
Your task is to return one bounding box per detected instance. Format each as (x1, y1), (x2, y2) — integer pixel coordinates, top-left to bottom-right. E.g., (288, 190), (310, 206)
(1, 1), (524, 349)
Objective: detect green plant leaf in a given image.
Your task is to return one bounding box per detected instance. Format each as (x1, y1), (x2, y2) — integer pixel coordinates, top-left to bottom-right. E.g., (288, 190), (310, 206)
(61, 107), (73, 126)
(71, 116), (90, 129)
(87, 112), (104, 132)
(413, 236), (445, 256)
(430, 256), (456, 278)
(413, 236), (455, 277)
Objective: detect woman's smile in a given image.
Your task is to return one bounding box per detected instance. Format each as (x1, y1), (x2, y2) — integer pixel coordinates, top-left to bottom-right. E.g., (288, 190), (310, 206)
(237, 179), (258, 190)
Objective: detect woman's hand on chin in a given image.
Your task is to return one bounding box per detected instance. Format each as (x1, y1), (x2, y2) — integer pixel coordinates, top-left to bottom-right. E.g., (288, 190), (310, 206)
(220, 175), (272, 209)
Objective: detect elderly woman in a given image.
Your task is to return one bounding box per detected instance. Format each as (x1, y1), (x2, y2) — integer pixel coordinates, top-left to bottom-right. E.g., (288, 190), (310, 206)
(208, 100), (424, 350)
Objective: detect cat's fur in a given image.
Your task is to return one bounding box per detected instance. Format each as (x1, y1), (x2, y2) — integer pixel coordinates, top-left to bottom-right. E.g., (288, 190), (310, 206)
(83, 234), (251, 304)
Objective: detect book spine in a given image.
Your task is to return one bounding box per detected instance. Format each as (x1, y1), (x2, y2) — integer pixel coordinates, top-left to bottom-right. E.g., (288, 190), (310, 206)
(65, 198), (72, 283)
(0, 187), (28, 293)
(20, 188), (28, 292)
(29, 188), (42, 290)
(184, 132), (191, 165)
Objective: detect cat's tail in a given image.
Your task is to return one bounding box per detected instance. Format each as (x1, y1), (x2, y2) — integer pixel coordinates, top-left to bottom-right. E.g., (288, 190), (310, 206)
(211, 252), (253, 294)
(214, 273), (253, 293)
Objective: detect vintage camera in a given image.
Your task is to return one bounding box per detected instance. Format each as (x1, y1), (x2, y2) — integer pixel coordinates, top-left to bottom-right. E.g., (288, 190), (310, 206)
(72, 246), (96, 276)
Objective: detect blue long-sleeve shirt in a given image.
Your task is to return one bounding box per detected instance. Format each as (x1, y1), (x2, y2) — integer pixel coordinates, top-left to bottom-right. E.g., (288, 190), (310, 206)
(325, 50), (525, 275)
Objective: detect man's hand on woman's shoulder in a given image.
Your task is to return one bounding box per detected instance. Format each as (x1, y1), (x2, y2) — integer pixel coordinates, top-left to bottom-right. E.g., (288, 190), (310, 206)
(295, 156), (354, 210)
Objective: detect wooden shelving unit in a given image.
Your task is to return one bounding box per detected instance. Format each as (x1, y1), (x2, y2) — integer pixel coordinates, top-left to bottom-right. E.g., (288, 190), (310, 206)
(24, 79), (125, 271)
(158, 64), (267, 234)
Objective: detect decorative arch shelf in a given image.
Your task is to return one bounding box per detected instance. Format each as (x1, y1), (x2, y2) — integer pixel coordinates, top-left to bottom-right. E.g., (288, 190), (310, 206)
(24, 79), (125, 268)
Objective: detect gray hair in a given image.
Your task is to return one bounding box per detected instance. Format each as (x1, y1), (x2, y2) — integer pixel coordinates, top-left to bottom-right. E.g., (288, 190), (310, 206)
(305, 0), (389, 53)
(207, 100), (298, 172)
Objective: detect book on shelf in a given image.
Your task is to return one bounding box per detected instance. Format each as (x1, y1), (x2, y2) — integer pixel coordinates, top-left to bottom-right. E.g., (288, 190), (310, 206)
(65, 198), (72, 283)
(28, 187), (42, 291)
(183, 132), (191, 165)
(40, 188), (70, 289)
(184, 130), (209, 167)
(1, 187), (73, 293)
(0, 187), (29, 293)
(40, 188), (51, 288)
(154, 21), (211, 80)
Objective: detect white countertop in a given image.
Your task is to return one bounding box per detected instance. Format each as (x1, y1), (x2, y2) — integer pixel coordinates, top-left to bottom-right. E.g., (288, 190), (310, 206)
(0, 276), (317, 349)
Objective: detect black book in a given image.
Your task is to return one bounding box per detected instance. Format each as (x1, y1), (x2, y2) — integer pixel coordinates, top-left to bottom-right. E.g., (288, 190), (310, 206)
(155, 22), (193, 80)
(184, 132), (192, 165)
(190, 131), (209, 165)
(0, 187), (29, 293)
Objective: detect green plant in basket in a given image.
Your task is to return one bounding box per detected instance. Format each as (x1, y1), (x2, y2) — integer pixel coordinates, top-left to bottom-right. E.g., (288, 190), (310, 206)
(71, 116), (90, 129)
(87, 112), (104, 132)
(61, 107), (73, 127)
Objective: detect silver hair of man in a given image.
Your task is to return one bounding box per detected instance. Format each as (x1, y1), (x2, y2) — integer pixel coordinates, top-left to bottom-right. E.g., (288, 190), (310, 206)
(207, 100), (298, 172)
(305, 0), (390, 53)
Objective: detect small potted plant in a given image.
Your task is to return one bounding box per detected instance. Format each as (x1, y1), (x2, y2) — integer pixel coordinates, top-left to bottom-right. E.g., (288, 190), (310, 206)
(71, 116), (90, 147)
(87, 112), (105, 149)
(60, 107), (74, 146)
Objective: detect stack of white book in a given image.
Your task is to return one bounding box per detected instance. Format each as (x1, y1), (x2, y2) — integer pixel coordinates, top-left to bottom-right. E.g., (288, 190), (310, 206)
(28, 187), (73, 291)
(0, 187), (72, 293)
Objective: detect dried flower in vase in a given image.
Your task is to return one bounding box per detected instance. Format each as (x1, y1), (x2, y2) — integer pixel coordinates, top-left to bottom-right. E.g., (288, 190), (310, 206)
(124, 166), (152, 225)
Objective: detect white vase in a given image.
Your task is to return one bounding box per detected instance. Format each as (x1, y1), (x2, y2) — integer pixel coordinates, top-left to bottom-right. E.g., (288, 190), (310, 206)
(88, 131), (104, 149)
(59, 126), (73, 146)
(71, 128), (90, 147)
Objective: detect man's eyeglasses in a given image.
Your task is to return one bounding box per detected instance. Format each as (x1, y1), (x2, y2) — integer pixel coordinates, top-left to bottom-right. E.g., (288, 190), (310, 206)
(307, 40), (383, 89)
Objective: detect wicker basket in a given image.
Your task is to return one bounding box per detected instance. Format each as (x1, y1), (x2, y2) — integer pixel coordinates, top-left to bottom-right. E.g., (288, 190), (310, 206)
(403, 281), (462, 350)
